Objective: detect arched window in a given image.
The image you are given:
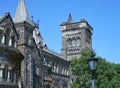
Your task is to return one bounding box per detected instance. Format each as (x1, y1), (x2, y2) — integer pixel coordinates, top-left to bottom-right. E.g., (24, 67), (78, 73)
(67, 38), (72, 47)
(72, 39), (76, 47)
(7, 66), (12, 82)
(0, 28), (4, 45)
(3, 68), (6, 80)
(0, 69), (3, 81)
(5, 28), (11, 46)
(76, 38), (80, 46)
(12, 36), (16, 47)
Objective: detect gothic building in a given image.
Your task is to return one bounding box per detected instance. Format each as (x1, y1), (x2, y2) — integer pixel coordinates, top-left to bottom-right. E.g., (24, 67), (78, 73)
(0, 0), (93, 88)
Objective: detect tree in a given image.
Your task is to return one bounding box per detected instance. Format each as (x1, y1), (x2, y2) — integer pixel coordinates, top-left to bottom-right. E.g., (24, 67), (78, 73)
(70, 50), (120, 88)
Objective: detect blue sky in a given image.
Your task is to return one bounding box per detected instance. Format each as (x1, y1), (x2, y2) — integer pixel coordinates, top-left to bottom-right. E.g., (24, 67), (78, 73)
(0, 0), (120, 63)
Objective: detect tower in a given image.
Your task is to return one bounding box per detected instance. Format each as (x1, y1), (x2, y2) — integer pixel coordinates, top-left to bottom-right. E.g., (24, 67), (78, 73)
(14, 0), (34, 88)
(60, 14), (93, 61)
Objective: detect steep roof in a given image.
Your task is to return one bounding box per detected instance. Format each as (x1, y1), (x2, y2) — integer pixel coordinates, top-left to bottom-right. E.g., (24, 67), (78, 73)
(14, 0), (33, 25)
(33, 27), (47, 49)
(0, 13), (19, 39)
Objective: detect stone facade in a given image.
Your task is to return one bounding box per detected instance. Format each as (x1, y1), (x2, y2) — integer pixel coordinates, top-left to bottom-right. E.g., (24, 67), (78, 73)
(0, 13), (24, 88)
(0, 0), (93, 88)
(61, 14), (93, 61)
(0, 0), (70, 88)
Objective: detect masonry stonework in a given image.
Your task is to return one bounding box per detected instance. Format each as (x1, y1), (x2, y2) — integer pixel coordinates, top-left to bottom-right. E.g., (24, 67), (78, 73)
(61, 14), (93, 61)
(0, 0), (93, 88)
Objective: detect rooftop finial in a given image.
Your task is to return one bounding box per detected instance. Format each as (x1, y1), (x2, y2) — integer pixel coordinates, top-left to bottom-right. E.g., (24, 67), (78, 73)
(67, 13), (73, 23)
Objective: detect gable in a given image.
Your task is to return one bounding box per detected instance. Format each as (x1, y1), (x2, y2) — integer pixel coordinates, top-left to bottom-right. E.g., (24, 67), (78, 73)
(0, 13), (18, 39)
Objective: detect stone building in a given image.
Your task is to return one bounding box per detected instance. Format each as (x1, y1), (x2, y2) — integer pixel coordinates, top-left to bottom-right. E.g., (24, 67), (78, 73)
(0, 13), (24, 88)
(61, 14), (93, 61)
(0, 0), (93, 88)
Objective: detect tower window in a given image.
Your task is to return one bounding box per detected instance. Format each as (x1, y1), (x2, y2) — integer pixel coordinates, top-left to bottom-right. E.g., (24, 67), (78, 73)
(67, 38), (72, 47)
(72, 39), (76, 47)
(76, 38), (80, 46)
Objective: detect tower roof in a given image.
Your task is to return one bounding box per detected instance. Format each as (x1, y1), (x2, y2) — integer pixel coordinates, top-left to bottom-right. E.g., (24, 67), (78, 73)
(67, 13), (73, 23)
(14, 0), (32, 25)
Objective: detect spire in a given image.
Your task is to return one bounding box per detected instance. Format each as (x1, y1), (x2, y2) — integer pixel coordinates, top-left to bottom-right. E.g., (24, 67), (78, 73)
(67, 13), (73, 23)
(14, 0), (32, 24)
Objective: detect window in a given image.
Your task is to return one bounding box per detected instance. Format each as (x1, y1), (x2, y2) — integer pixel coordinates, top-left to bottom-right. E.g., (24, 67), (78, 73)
(7, 70), (12, 81)
(62, 68), (64, 74)
(0, 33), (3, 45)
(12, 36), (16, 47)
(5, 28), (11, 46)
(0, 69), (3, 78)
(56, 66), (59, 73)
(76, 38), (80, 46)
(0, 29), (4, 45)
(67, 38), (72, 47)
(3, 69), (6, 80)
(67, 70), (69, 75)
(72, 39), (76, 47)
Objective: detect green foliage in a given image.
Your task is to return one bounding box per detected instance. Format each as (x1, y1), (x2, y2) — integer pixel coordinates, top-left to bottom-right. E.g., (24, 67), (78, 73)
(70, 50), (120, 88)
